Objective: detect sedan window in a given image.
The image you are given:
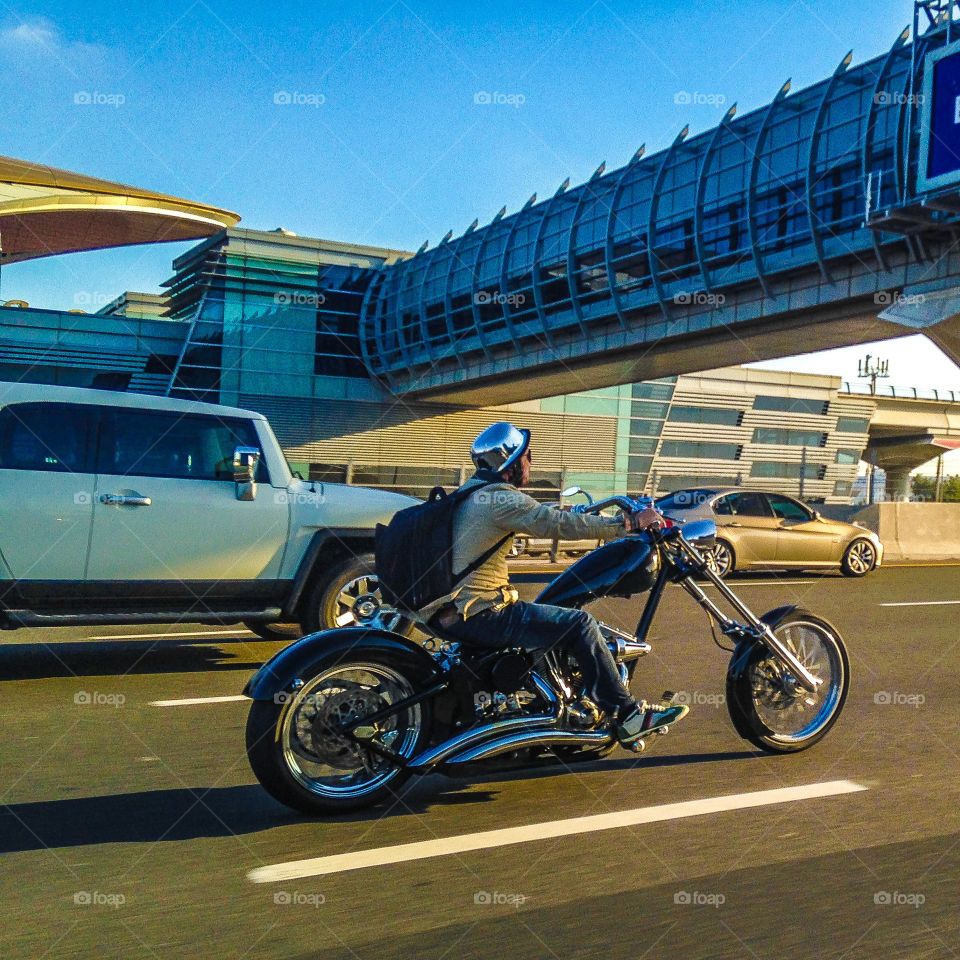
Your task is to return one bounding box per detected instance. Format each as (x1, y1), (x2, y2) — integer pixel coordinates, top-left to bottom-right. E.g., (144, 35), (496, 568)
(767, 494), (812, 523)
(716, 492), (771, 517)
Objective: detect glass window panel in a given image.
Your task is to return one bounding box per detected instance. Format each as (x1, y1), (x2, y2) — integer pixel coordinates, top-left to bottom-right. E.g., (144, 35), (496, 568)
(753, 395), (828, 415)
(660, 440), (741, 460)
(669, 405), (741, 426)
(0, 402), (96, 473)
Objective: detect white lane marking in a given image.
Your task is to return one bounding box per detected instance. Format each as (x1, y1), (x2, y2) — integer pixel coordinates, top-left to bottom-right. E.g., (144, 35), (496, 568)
(248, 779), (867, 883)
(704, 580), (809, 587)
(88, 629), (255, 640)
(150, 695), (248, 707)
(879, 600), (960, 607)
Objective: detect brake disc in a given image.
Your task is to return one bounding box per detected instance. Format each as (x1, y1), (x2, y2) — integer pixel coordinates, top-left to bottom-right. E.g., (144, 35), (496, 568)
(292, 683), (387, 769)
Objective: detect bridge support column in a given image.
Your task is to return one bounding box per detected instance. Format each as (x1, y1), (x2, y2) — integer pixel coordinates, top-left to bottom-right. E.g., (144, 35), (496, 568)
(883, 465), (913, 502)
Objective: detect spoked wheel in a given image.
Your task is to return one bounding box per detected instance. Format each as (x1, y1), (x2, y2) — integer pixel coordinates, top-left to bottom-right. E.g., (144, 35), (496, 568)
(706, 540), (734, 578)
(301, 553), (412, 635)
(246, 659), (430, 814)
(841, 538), (877, 577)
(726, 610), (849, 753)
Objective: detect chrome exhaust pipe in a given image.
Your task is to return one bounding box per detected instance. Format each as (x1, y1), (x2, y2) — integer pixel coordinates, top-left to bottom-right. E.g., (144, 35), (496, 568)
(444, 728), (614, 765)
(408, 673), (561, 769)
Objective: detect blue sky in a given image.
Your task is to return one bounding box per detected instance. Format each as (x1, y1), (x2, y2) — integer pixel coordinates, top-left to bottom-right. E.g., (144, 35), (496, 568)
(2, 0), (959, 406)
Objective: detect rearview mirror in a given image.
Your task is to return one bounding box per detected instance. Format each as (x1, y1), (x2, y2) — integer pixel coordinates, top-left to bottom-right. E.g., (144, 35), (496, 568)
(233, 446), (260, 501)
(561, 485), (594, 505)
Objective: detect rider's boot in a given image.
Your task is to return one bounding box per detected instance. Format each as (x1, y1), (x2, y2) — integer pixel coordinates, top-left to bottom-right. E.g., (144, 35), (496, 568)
(615, 694), (689, 750)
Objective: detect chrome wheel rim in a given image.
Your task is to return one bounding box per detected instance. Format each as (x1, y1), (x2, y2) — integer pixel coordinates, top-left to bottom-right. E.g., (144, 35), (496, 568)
(749, 620), (844, 743)
(846, 540), (875, 574)
(280, 662), (421, 798)
(708, 542), (733, 576)
(334, 574), (404, 630)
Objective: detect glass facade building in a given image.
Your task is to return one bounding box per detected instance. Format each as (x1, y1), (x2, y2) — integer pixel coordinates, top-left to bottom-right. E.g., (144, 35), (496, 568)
(0, 227), (878, 503)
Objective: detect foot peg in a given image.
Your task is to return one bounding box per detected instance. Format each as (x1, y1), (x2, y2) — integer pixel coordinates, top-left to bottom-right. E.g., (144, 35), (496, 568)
(656, 725), (670, 736)
(628, 737), (646, 754)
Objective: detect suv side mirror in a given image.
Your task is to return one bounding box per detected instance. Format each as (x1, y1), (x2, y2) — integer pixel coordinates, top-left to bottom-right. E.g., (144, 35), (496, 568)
(812, 510), (822, 520)
(233, 446), (260, 501)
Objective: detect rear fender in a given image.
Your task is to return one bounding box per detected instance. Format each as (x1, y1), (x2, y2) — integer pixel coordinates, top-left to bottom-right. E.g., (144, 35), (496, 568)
(243, 627), (440, 701)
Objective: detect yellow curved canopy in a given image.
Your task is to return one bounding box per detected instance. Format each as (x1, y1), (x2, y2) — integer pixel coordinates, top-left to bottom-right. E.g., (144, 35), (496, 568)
(0, 155), (240, 263)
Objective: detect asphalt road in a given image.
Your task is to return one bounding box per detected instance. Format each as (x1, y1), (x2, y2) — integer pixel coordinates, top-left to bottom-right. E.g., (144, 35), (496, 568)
(1, 566), (958, 959)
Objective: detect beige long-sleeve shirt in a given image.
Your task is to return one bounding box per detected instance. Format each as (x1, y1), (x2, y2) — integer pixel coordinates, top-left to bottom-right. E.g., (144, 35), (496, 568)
(422, 477), (627, 620)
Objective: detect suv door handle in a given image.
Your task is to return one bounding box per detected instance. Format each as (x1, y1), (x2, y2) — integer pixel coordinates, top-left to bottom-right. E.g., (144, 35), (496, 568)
(99, 494), (152, 507)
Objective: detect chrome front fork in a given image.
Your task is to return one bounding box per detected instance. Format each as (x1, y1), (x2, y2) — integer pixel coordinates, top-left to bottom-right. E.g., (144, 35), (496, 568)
(676, 542), (821, 693)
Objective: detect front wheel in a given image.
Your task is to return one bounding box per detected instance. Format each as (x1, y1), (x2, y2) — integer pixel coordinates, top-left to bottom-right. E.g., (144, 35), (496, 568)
(726, 610), (849, 753)
(246, 656), (430, 815)
(841, 538), (877, 577)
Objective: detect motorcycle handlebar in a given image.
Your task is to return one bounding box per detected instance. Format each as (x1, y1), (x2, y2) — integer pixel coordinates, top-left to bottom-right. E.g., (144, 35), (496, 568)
(571, 494), (655, 515)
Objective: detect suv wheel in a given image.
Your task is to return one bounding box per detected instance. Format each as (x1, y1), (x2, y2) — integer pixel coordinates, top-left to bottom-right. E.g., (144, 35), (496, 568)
(300, 553), (410, 634)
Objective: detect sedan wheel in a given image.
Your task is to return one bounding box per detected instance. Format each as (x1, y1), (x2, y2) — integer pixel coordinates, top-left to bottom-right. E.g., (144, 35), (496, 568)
(841, 538), (876, 577)
(706, 540), (735, 578)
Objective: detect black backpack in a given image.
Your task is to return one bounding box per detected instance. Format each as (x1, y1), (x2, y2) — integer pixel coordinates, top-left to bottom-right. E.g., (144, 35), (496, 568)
(375, 481), (511, 613)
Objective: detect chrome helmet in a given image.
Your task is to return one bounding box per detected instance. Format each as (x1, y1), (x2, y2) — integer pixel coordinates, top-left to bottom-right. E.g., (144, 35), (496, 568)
(470, 422), (531, 472)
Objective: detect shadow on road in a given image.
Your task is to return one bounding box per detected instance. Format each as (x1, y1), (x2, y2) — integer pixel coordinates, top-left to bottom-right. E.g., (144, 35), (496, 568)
(0, 636), (269, 680)
(0, 749), (762, 852)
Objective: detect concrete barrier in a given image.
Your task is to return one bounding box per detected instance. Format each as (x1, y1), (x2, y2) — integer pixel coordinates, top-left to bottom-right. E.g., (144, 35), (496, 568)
(851, 502), (960, 562)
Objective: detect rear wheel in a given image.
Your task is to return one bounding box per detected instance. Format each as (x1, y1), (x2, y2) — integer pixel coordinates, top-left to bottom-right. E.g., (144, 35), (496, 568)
(726, 610), (848, 753)
(706, 539), (735, 578)
(841, 538), (877, 577)
(246, 657), (430, 814)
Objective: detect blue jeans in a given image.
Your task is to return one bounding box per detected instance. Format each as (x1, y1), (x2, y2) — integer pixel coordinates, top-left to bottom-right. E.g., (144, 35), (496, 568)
(441, 601), (636, 715)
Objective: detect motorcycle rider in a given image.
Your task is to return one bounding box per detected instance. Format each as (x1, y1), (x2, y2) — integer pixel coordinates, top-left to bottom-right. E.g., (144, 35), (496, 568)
(425, 422), (689, 748)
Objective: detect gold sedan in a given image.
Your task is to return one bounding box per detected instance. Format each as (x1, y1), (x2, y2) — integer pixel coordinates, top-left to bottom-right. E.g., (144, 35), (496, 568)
(656, 487), (884, 578)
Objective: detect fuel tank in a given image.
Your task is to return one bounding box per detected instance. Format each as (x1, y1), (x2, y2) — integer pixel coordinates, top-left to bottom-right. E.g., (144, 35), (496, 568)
(535, 535), (660, 607)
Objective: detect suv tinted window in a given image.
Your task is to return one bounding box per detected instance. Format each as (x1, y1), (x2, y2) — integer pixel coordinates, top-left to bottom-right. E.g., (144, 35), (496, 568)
(99, 409), (267, 482)
(715, 492), (771, 517)
(767, 494), (812, 523)
(0, 402), (96, 473)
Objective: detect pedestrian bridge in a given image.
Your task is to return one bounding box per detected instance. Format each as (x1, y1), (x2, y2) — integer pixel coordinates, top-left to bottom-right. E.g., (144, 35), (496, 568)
(359, 6), (960, 405)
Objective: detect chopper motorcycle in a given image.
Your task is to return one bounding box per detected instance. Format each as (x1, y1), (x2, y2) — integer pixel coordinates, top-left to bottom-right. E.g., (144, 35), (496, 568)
(244, 492), (849, 815)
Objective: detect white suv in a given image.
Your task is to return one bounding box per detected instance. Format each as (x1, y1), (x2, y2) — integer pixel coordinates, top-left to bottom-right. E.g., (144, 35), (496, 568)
(0, 383), (415, 636)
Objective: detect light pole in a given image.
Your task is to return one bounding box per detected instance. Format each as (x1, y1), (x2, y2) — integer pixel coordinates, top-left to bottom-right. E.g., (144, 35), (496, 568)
(857, 354), (890, 394)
